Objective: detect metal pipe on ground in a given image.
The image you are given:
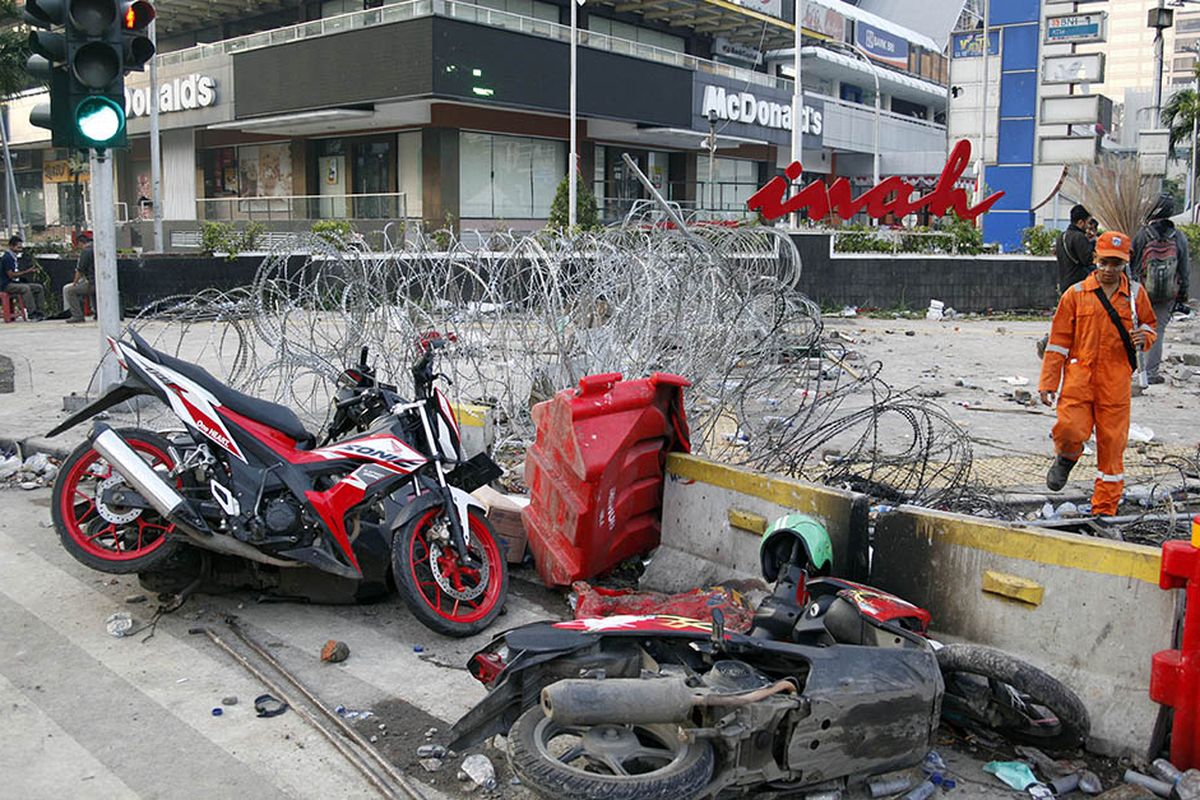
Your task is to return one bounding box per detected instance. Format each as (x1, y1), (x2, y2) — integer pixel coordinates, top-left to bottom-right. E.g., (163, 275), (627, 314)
(224, 618), (427, 799)
(190, 626), (416, 800)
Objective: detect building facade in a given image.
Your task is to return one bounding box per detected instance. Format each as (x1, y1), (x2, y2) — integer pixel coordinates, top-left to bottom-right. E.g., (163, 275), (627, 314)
(2, 0), (955, 244)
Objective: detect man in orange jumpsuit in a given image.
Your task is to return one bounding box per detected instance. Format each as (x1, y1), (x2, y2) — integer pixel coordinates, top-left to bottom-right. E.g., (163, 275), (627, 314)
(1039, 231), (1157, 517)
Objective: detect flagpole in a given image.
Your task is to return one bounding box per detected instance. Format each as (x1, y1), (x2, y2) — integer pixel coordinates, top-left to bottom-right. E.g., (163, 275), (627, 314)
(569, 0), (579, 229)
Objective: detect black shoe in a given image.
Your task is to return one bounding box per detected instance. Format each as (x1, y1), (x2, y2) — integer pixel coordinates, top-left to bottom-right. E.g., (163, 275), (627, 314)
(28, 312), (44, 321)
(1148, 375), (1166, 385)
(1046, 456), (1077, 491)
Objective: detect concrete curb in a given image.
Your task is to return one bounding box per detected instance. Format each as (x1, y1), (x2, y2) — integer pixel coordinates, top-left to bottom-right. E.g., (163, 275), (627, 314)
(872, 505), (1173, 759)
(0, 434), (72, 461)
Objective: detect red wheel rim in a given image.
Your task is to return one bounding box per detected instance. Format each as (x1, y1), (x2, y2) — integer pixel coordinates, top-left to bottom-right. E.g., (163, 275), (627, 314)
(408, 509), (503, 624)
(58, 439), (177, 562)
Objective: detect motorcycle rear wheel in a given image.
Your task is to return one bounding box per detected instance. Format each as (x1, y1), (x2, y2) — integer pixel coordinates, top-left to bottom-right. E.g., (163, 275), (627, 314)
(937, 643), (1090, 751)
(51, 428), (184, 574)
(508, 704), (714, 800)
(392, 506), (507, 638)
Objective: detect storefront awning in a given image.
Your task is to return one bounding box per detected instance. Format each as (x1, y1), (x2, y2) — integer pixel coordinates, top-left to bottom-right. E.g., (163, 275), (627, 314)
(208, 108), (376, 136)
(588, 0), (795, 50)
(796, 46), (947, 104)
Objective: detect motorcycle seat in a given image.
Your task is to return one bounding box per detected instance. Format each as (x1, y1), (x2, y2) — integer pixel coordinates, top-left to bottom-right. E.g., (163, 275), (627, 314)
(129, 331), (314, 445)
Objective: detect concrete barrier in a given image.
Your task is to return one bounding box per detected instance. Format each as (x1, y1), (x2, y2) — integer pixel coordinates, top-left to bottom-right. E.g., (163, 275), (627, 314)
(872, 506), (1175, 758)
(641, 454), (869, 592)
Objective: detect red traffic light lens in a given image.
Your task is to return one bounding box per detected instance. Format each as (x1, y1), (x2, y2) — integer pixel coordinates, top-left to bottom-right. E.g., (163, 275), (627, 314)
(124, 1), (155, 30)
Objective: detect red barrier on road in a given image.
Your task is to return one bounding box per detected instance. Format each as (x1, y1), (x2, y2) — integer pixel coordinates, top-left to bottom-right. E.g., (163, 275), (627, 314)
(1150, 516), (1200, 769)
(523, 372), (690, 587)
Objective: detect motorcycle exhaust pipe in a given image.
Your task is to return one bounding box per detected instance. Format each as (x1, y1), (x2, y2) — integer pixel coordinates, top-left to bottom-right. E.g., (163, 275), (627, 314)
(91, 424), (210, 535)
(542, 677), (800, 726)
(541, 677), (696, 725)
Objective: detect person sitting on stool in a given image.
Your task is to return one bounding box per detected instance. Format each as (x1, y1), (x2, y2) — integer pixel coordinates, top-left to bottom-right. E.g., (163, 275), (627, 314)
(64, 232), (93, 323)
(0, 235), (45, 320)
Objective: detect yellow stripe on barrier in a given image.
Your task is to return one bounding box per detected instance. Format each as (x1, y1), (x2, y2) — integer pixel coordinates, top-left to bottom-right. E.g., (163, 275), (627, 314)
(727, 508), (768, 535)
(452, 403), (489, 429)
(981, 570), (1044, 607)
(667, 454), (856, 513)
(914, 513), (1161, 585)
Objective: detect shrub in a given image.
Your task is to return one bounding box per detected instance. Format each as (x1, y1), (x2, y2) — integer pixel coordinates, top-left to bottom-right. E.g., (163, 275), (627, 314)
(1021, 224), (1058, 256)
(201, 221), (265, 260)
(546, 174), (601, 232)
(311, 219), (354, 245)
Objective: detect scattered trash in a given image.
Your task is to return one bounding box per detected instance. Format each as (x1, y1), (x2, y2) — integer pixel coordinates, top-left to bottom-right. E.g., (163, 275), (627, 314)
(124, 594), (148, 604)
(984, 761), (1039, 791)
(221, 696), (238, 706)
(902, 780), (936, 800)
(1028, 785), (1054, 799)
(419, 758), (443, 773)
(1014, 389), (1033, 405)
(840, 306), (858, 318)
(905, 330), (917, 337)
(1149, 758), (1183, 784)
(926, 300), (945, 321)
(211, 708), (223, 717)
(1176, 770), (1200, 800)
(571, 581), (758, 632)
(922, 751), (947, 775)
(1001, 376), (1030, 386)
(19, 482), (38, 491)
(424, 727), (438, 738)
(413, 645), (424, 653)
(369, 735), (378, 743)
(334, 705), (373, 721)
(254, 694), (288, 718)
(1123, 770), (1172, 797)
(320, 639), (350, 663)
(461, 754), (498, 791)
(1128, 424), (1155, 443)
(1080, 771), (1104, 794)
(105, 612), (134, 638)
(417, 745), (448, 759)
(868, 772), (914, 797)
(955, 378), (980, 390)
(176, 678), (189, 684)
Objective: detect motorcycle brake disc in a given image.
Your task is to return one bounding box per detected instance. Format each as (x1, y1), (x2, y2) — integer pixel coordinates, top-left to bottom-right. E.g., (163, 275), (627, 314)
(429, 542), (490, 602)
(95, 475), (143, 524)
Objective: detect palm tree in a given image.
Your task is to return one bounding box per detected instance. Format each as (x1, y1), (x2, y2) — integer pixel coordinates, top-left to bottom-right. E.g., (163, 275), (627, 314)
(1162, 63), (1200, 158)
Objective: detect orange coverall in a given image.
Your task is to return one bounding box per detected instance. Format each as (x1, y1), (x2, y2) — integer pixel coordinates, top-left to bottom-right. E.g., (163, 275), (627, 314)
(1038, 273), (1157, 516)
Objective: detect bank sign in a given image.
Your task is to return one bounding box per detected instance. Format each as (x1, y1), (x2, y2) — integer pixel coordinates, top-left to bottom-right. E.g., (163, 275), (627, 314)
(125, 73), (218, 119)
(855, 23), (908, 70)
(1045, 13), (1106, 44)
(696, 82), (823, 149)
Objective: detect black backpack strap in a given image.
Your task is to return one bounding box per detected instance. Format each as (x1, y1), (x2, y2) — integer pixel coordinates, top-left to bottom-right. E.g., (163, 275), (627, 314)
(1092, 288), (1138, 370)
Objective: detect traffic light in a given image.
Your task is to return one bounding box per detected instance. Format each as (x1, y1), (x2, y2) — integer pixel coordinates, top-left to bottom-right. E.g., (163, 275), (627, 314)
(24, 1), (154, 150)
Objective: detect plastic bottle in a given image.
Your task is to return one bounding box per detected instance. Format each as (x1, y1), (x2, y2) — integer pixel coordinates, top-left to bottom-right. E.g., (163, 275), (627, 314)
(902, 781), (936, 800)
(1151, 758), (1184, 785)
(1050, 773), (1080, 795)
(1123, 769), (1173, 798)
(868, 774), (914, 797)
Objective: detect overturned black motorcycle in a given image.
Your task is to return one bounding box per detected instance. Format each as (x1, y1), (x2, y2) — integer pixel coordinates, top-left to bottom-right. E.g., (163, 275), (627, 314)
(449, 514), (1089, 799)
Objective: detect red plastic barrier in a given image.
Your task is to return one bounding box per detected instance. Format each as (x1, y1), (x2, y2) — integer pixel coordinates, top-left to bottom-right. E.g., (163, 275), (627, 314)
(523, 372), (690, 587)
(1150, 517), (1200, 769)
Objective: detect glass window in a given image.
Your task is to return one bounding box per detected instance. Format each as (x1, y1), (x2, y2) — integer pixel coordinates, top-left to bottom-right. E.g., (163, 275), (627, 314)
(459, 132), (565, 218)
(588, 15), (683, 52)
(320, 0), (361, 17)
(397, 131), (422, 219)
(1180, 18), (1200, 33)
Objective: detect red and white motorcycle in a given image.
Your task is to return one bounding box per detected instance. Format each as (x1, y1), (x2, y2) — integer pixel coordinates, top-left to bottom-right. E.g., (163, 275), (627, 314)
(47, 331), (508, 636)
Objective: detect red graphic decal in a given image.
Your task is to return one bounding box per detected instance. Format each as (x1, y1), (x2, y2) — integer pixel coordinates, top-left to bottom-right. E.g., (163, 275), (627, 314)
(747, 139), (1004, 223)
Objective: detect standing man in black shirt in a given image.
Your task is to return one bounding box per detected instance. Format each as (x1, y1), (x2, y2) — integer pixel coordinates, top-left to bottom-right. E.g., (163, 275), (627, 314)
(1056, 204), (1095, 291)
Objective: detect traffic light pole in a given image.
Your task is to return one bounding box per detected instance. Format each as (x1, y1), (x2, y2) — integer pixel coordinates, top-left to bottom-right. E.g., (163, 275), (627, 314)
(89, 149), (121, 392)
(148, 19), (163, 252)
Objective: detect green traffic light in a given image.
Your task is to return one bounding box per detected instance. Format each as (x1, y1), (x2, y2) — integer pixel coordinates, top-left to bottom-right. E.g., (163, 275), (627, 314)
(75, 95), (124, 146)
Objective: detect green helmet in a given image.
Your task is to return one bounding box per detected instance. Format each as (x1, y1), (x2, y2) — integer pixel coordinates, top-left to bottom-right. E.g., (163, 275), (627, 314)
(760, 513), (833, 582)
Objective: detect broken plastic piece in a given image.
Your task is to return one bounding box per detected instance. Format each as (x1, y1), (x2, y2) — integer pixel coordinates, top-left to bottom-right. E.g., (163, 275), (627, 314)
(320, 639), (350, 663)
(461, 754), (497, 791)
(105, 611), (134, 637)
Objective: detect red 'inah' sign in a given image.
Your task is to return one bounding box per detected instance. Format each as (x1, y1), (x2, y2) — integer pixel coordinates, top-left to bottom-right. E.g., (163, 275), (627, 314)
(747, 139), (1004, 222)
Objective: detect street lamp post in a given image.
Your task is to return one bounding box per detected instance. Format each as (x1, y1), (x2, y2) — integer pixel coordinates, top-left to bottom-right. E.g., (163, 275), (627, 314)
(790, 0), (802, 228)
(707, 110), (719, 214)
(853, 44), (882, 187)
(568, 0), (581, 229)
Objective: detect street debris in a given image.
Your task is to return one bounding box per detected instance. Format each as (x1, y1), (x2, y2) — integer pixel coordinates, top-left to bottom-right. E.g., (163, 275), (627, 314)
(334, 705), (374, 721)
(983, 760), (1039, 791)
(460, 754), (497, 791)
(211, 708), (223, 717)
(124, 593), (148, 604)
(253, 694), (288, 718)
(0, 451), (59, 489)
(221, 696), (238, 706)
(104, 611), (134, 637)
(867, 771), (913, 796)
(1123, 769), (1173, 797)
(1128, 424), (1155, 444)
(320, 639), (350, 663)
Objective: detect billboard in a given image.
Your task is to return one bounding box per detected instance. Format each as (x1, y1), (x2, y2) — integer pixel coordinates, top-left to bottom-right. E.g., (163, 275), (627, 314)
(951, 30), (1000, 59)
(855, 22), (909, 69)
(1045, 13), (1107, 44)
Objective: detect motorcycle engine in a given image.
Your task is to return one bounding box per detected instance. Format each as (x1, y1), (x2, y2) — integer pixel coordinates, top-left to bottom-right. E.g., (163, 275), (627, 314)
(703, 660), (773, 694)
(263, 497), (303, 536)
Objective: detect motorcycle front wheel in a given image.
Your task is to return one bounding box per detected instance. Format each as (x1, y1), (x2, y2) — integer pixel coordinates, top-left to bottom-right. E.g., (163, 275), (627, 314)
(937, 643), (1090, 751)
(391, 506), (507, 637)
(508, 704), (714, 800)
